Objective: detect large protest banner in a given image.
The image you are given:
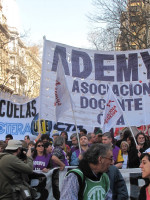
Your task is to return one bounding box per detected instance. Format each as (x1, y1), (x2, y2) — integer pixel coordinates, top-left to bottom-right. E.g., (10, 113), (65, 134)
(39, 39), (150, 129)
(0, 97), (88, 140)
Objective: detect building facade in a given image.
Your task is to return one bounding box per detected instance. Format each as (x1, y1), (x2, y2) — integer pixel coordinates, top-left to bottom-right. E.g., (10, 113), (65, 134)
(0, 2), (41, 99)
(116, 0), (150, 50)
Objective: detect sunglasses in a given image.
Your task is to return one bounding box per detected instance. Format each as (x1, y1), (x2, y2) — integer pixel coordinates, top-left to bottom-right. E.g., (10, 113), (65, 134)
(37, 145), (44, 147)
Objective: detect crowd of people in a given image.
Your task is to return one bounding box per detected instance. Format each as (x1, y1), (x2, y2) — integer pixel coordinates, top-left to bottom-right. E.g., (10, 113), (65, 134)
(0, 128), (150, 199)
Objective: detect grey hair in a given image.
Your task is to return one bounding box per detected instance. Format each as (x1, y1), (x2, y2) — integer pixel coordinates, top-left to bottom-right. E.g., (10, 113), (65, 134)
(54, 136), (65, 147)
(102, 132), (112, 139)
(70, 133), (78, 140)
(82, 143), (112, 164)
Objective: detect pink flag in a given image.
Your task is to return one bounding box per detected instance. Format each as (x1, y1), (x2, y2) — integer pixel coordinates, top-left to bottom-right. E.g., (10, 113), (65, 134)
(102, 86), (123, 133)
(54, 59), (73, 123)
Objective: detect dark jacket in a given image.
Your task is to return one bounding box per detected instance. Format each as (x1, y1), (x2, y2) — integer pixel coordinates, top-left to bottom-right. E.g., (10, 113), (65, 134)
(0, 152), (33, 200)
(107, 165), (128, 200)
(138, 183), (149, 200)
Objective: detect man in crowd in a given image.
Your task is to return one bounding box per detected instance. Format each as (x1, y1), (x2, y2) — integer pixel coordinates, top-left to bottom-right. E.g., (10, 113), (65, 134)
(87, 132), (97, 145)
(0, 140), (33, 199)
(70, 133), (79, 153)
(5, 134), (13, 144)
(70, 135), (89, 166)
(24, 135), (31, 145)
(60, 143), (113, 199)
(79, 128), (87, 136)
(102, 132), (124, 168)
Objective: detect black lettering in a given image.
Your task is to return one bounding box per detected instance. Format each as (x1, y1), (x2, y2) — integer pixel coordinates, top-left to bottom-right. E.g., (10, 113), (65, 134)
(94, 54), (114, 81)
(117, 53), (138, 81)
(81, 82), (88, 93)
(20, 105), (25, 118)
(72, 50), (92, 78)
(31, 100), (37, 116)
(14, 104), (19, 118)
(26, 102), (31, 117)
(0, 100), (5, 117)
(80, 96), (88, 108)
(7, 101), (13, 118)
(72, 80), (80, 93)
(51, 45), (70, 75)
(134, 98), (143, 110)
(141, 51), (150, 79)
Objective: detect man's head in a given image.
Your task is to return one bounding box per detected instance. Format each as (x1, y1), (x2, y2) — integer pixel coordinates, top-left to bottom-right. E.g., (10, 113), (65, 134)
(87, 132), (96, 144)
(95, 133), (102, 143)
(80, 135), (88, 147)
(70, 133), (78, 147)
(24, 135), (30, 144)
(81, 143), (113, 173)
(5, 134), (13, 144)
(5, 140), (22, 156)
(102, 132), (112, 145)
(80, 129), (87, 136)
(54, 136), (65, 149)
(136, 132), (145, 146)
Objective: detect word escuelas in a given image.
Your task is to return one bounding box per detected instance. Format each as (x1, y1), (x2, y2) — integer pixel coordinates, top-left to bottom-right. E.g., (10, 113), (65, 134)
(0, 99), (37, 118)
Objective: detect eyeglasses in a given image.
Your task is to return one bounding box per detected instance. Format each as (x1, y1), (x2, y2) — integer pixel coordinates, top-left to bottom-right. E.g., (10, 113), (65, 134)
(37, 145), (44, 147)
(102, 156), (114, 162)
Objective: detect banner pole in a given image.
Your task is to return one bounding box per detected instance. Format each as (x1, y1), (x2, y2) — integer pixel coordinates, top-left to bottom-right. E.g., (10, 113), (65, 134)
(72, 109), (82, 153)
(38, 36), (47, 139)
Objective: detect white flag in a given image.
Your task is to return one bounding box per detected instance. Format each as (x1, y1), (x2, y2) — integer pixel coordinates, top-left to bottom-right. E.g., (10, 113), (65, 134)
(102, 86), (123, 133)
(54, 59), (73, 123)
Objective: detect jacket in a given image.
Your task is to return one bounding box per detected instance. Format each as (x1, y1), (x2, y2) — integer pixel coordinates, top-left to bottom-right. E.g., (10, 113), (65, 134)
(138, 182), (149, 200)
(0, 152), (33, 200)
(107, 165), (128, 200)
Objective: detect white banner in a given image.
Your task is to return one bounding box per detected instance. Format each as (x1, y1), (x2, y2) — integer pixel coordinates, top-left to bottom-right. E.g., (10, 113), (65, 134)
(0, 97), (90, 140)
(40, 39), (150, 129)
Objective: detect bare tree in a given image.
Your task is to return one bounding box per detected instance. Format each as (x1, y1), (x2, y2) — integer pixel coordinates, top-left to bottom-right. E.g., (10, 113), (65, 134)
(87, 0), (150, 50)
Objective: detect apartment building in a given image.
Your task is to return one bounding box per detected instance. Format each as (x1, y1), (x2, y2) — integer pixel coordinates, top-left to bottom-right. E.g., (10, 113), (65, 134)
(0, 2), (41, 98)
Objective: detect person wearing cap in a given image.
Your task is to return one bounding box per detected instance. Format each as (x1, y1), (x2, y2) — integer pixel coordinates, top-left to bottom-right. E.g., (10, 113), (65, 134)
(52, 130), (59, 142)
(0, 139), (33, 200)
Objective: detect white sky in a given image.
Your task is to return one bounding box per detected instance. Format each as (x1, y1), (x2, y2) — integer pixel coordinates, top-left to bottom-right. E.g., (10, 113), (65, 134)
(4, 0), (94, 49)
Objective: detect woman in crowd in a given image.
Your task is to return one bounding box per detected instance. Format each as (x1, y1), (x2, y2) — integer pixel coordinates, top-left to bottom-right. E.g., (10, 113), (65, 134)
(139, 153), (150, 199)
(32, 140), (51, 173)
(127, 136), (141, 168)
(60, 131), (71, 152)
(44, 142), (53, 155)
(120, 141), (129, 169)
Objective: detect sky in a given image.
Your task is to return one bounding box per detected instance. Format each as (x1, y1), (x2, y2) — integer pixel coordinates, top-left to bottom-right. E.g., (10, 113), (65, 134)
(4, 0), (95, 49)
